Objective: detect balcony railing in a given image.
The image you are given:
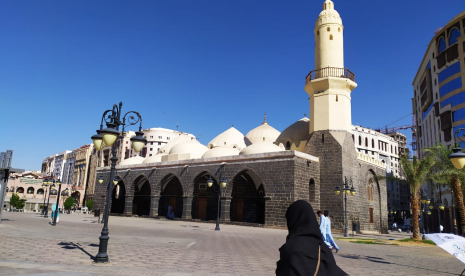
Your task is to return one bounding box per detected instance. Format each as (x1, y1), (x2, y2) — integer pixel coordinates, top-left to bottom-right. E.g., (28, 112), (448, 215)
(305, 67), (355, 84)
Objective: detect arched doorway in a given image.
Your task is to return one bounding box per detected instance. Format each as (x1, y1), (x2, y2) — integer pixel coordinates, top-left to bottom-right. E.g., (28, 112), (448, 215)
(192, 172), (219, 221)
(158, 174), (183, 218)
(132, 175), (151, 216)
(111, 179), (126, 214)
(16, 187), (24, 193)
(230, 170), (265, 224)
(27, 187), (34, 194)
(367, 170), (383, 232)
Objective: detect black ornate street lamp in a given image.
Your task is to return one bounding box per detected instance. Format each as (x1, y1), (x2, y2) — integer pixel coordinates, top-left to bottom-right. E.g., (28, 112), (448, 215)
(334, 176), (356, 237)
(51, 179), (62, 226)
(41, 180), (49, 215)
(44, 178), (56, 218)
(91, 102), (146, 263)
(420, 189), (430, 239)
(207, 167), (227, 231)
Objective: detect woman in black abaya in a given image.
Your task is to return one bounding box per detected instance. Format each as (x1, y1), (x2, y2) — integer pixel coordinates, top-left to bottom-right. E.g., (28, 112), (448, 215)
(276, 200), (347, 276)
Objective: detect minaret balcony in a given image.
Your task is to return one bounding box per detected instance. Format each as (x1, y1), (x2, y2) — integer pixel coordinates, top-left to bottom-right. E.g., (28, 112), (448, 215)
(305, 67), (355, 84)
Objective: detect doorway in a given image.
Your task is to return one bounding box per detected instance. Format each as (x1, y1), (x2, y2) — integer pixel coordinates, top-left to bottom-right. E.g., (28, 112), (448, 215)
(197, 198), (207, 220)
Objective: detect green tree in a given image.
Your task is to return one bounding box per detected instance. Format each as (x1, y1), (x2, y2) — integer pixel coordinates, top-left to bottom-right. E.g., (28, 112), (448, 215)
(10, 193), (26, 210)
(424, 143), (465, 236)
(85, 199), (93, 211)
(373, 153), (435, 240)
(64, 197), (77, 211)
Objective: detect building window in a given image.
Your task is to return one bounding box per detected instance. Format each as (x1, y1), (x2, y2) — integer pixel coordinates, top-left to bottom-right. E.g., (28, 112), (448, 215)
(150, 148), (153, 151)
(369, 208), (374, 223)
(365, 138), (368, 147)
(150, 142), (153, 145)
(149, 154), (152, 157)
(438, 37), (446, 53)
(126, 141), (128, 144)
(330, 34), (333, 40)
(285, 141), (291, 150)
(372, 139), (375, 148)
(449, 28), (460, 45)
(359, 136), (362, 146)
(167, 137), (170, 140)
(367, 182), (373, 201)
(158, 136), (162, 139)
(158, 142), (161, 145)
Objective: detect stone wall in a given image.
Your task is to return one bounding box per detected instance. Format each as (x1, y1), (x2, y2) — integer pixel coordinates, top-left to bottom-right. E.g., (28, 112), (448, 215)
(305, 130), (388, 234)
(94, 151), (320, 227)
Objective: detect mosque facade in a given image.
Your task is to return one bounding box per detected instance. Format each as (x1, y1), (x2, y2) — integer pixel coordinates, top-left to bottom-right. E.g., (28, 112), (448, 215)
(93, 0), (389, 233)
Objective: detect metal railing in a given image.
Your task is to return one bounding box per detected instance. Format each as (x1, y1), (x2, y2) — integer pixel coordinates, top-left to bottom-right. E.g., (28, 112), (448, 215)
(305, 67), (355, 84)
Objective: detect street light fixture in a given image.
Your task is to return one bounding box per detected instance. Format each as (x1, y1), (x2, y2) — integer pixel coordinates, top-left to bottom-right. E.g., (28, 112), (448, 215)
(91, 102), (146, 263)
(334, 176), (355, 237)
(207, 167), (227, 231)
(44, 177), (56, 218)
(41, 179), (49, 216)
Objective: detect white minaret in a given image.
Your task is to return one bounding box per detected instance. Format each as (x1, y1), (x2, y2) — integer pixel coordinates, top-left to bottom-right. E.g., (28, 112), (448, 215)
(305, 0), (357, 133)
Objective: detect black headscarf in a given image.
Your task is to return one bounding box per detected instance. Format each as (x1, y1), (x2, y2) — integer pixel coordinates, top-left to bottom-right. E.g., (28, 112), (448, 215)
(276, 200), (347, 276)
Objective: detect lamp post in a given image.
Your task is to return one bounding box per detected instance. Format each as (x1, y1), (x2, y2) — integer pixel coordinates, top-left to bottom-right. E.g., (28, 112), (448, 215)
(41, 181), (49, 215)
(44, 178), (56, 218)
(448, 127), (465, 235)
(51, 179), (62, 226)
(207, 167), (227, 231)
(334, 176), (356, 237)
(420, 189), (430, 239)
(91, 102), (146, 263)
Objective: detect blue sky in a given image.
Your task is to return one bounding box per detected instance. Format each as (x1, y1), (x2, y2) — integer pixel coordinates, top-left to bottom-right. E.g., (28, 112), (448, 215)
(0, 0), (462, 171)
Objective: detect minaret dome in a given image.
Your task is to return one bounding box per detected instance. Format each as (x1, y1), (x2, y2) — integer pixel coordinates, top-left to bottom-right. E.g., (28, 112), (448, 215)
(315, 0), (344, 70)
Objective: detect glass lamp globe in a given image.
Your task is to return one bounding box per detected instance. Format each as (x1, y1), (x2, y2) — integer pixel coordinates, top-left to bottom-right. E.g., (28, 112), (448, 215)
(207, 177), (214, 188)
(428, 205), (433, 210)
(113, 178), (118, 185)
(334, 186), (340, 195)
(439, 204), (445, 211)
(91, 130), (105, 151)
(220, 177), (227, 188)
(101, 124), (119, 147)
(98, 176), (104, 184)
(130, 131), (147, 153)
(449, 148), (465, 169)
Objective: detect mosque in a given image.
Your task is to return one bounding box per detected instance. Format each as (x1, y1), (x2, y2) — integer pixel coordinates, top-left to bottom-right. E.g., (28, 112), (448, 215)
(94, 0), (388, 233)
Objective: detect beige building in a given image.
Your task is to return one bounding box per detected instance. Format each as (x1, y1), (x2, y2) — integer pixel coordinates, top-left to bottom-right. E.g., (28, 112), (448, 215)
(72, 144), (94, 206)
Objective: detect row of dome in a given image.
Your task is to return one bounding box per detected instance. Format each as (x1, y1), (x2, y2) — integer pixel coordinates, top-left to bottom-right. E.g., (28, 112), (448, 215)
(119, 117), (310, 166)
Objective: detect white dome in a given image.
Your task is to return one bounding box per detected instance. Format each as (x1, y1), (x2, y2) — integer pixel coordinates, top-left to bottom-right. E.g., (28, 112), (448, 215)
(239, 142), (285, 155)
(202, 146), (240, 159)
(207, 127), (251, 150)
(159, 134), (195, 154)
(119, 156), (145, 166)
(275, 117), (310, 145)
(142, 153), (167, 164)
(246, 117), (281, 144)
(169, 140), (208, 159)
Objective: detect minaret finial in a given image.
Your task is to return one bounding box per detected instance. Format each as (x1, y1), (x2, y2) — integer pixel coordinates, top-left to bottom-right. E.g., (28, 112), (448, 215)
(262, 113), (268, 125)
(304, 113), (307, 118)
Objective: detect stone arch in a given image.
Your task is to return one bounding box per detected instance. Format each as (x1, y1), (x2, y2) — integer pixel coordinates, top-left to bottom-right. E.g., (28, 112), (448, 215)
(111, 178), (126, 214)
(191, 171), (219, 220)
(230, 169), (265, 224)
(132, 175), (151, 216)
(16, 187), (24, 193)
(159, 174), (183, 218)
(367, 169), (382, 232)
(37, 188), (44, 195)
(27, 187), (34, 194)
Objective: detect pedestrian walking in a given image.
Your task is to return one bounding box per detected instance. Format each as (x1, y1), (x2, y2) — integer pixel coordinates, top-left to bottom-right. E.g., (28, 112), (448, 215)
(276, 200), (347, 276)
(317, 210), (332, 250)
(324, 211), (339, 253)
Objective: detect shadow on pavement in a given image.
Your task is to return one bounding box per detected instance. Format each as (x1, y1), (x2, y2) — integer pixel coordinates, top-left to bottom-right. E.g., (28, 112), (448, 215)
(58, 242), (95, 260)
(339, 254), (456, 275)
(1, 219), (13, 221)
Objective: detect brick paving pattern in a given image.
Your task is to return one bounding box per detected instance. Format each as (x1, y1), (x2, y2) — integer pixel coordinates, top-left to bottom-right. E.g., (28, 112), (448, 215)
(0, 212), (463, 275)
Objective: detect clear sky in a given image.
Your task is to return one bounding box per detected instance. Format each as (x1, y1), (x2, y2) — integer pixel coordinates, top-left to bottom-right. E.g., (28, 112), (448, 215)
(0, 0), (462, 171)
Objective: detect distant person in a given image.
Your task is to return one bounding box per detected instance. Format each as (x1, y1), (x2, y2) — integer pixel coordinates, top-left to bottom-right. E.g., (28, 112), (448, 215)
(393, 222), (397, 231)
(317, 211), (332, 250)
(440, 225), (444, 233)
(324, 211), (339, 253)
(276, 200), (347, 276)
(167, 205), (174, 219)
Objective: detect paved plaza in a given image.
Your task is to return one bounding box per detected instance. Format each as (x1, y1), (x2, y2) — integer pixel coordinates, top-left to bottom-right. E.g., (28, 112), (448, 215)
(0, 212), (463, 276)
